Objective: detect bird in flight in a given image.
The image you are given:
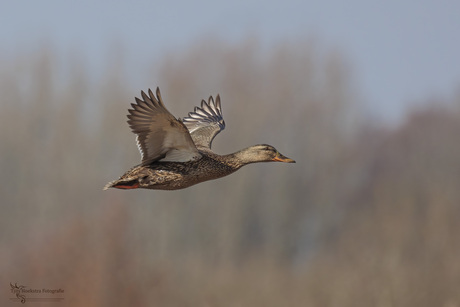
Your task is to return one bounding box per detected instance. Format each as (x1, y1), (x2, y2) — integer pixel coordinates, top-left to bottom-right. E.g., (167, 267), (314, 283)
(104, 87), (295, 190)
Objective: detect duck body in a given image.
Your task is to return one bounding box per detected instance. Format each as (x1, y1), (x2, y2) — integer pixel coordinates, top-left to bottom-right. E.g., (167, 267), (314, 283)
(108, 150), (238, 190)
(104, 87), (295, 191)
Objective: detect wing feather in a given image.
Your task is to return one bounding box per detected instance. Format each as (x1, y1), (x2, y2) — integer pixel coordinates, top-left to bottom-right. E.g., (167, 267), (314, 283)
(182, 95), (225, 149)
(127, 87), (201, 164)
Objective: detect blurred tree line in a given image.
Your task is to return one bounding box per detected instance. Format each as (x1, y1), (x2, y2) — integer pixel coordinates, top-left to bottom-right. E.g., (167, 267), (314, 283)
(1, 39), (459, 306)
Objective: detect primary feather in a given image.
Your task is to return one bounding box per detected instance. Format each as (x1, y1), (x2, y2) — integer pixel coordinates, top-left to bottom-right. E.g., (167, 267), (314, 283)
(127, 87), (201, 165)
(182, 95), (225, 149)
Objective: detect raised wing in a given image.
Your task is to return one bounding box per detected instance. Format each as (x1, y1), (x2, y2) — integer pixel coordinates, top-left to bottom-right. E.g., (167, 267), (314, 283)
(127, 87), (201, 165)
(182, 95), (225, 149)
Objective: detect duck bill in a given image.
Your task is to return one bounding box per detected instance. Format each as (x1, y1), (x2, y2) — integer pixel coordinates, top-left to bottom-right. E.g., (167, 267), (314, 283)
(273, 153), (296, 163)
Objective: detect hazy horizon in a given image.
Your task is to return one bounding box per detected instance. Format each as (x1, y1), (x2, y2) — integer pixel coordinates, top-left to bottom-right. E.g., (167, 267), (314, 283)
(2, 0), (460, 123)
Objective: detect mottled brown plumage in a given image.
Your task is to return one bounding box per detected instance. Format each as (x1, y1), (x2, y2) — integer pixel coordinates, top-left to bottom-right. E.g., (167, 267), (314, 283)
(104, 87), (295, 191)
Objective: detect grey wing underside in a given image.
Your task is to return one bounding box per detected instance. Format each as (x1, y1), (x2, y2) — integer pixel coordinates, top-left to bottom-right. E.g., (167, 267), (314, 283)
(127, 87), (201, 165)
(181, 95), (226, 149)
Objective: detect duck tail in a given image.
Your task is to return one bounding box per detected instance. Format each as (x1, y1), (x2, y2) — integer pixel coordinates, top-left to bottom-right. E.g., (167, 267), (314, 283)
(103, 179), (140, 190)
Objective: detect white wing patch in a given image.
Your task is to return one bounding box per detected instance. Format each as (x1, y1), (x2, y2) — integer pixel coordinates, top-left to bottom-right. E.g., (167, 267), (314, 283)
(135, 135), (145, 160)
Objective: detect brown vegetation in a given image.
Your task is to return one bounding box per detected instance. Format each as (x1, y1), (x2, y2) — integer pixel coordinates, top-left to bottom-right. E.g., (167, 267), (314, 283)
(1, 40), (459, 306)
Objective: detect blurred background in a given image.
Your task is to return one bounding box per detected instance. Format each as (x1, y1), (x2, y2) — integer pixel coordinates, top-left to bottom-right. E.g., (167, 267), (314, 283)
(1, 0), (460, 306)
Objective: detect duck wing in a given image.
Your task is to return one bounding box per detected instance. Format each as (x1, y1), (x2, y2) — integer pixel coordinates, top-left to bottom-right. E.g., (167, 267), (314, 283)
(127, 87), (201, 165)
(181, 95), (225, 149)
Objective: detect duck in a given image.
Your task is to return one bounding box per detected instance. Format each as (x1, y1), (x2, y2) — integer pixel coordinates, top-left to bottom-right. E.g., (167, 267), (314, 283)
(104, 87), (295, 190)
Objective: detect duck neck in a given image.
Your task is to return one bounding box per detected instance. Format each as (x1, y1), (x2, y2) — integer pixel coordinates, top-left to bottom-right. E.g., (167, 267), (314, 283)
(222, 147), (262, 169)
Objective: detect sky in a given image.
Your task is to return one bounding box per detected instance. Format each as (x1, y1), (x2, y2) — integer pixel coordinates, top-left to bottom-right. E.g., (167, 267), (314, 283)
(2, 0), (460, 123)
